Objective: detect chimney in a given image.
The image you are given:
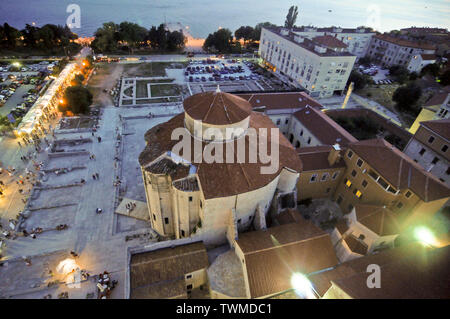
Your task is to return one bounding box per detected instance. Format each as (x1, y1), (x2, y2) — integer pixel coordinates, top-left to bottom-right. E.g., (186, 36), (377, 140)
(328, 144), (341, 166)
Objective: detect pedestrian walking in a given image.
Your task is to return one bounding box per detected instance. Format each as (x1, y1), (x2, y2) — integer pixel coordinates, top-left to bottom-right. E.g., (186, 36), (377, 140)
(97, 136), (102, 143)
(95, 173), (99, 179)
(18, 141), (22, 148)
(92, 174), (96, 180)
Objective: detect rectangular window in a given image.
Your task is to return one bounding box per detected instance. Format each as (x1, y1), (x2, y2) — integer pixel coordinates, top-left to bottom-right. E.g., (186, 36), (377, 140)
(419, 148), (426, 156)
(285, 119), (289, 124)
(276, 119), (281, 125)
(307, 137), (311, 144)
(310, 174), (318, 182)
(362, 180), (368, 188)
(377, 178), (389, 190)
(405, 191), (412, 198)
(396, 202), (403, 209)
(432, 157), (439, 164)
(153, 214), (156, 221)
(428, 136), (435, 144)
(332, 172), (339, 180)
(189, 196), (193, 202)
(357, 159), (363, 167)
(186, 274), (192, 279)
(442, 145), (448, 152)
(351, 170), (357, 177)
(321, 173), (330, 181)
(347, 150), (353, 158)
(181, 230), (185, 237)
(345, 178), (352, 188)
(164, 217), (169, 224)
(368, 170), (379, 180)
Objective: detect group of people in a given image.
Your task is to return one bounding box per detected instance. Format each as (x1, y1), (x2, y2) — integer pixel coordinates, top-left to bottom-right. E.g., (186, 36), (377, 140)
(97, 271), (118, 299)
(125, 202), (136, 214)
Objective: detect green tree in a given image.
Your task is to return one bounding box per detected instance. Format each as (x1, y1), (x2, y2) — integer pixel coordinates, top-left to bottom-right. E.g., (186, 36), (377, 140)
(118, 22), (147, 54)
(439, 69), (450, 86)
(284, 5), (299, 29)
(389, 65), (410, 84)
(60, 86), (93, 115)
(167, 30), (186, 51)
(253, 22), (277, 41)
(235, 26), (255, 44)
(203, 28), (233, 53)
(358, 56), (373, 67)
(347, 70), (372, 90)
(91, 22), (120, 53)
(420, 63), (440, 77)
(393, 82), (422, 114)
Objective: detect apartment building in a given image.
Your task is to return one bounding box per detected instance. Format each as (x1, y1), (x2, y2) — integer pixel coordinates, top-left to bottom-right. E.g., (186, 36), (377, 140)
(409, 92), (450, 134)
(366, 33), (436, 68)
(333, 138), (449, 227)
(407, 53), (437, 73)
(292, 26), (375, 58)
(259, 27), (357, 98)
(404, 119), (450, 186)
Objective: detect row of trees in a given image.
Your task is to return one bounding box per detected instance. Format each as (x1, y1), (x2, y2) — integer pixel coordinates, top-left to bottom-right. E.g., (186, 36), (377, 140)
(0, 23), (80, 55)
(91, 22), (186, 54)
(203, 5), (298, 53)
(203, 22), (277, 53)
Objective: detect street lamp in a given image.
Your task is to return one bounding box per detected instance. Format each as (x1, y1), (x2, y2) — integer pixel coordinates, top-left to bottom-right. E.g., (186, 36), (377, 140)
(414, 226), (436, 247)
(291, 273), (317, 299)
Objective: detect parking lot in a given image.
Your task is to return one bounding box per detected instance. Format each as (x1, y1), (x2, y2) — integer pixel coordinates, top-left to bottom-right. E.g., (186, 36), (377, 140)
(0, 61), (54, 122)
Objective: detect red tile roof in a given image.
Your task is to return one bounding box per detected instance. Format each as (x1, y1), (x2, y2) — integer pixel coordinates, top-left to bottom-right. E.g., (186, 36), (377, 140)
(354, 205), (401, 236)
(139, 111), (303, 199)
(420, 54), (437, 60)
(309, 243), (444, 297)
(237, 92), (323, 111)
(420, 118), (450, 141)
(236, 220), (338, 298)
(313, 35), (348, 48)
(423, 92), (449, 107)
(183, 91), (252, 125)
(374, 34), (436, 50)
(297, 145), (346, 171)
(332, 245), (450, 298)
(348, 138), (450, 202)
(293, 106), (358, 146)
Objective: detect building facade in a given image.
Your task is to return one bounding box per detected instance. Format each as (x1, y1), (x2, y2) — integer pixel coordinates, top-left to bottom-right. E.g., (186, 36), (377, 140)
(139, 91), (302, 246)
(258, 27), (357, 98)
(292, 26), (375, 58)
(409, 92), (450, 134)
(366, 33), (436, 68)
(404, 119), (450, 186)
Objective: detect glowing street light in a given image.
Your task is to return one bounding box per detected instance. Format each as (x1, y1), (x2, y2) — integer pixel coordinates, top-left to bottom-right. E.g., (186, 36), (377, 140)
(291, 273), (317, 299)
(12, 62), (21, 68)
(414, 226), (436, 247)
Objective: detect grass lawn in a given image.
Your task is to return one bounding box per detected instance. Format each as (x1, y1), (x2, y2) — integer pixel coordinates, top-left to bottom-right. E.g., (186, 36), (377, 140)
(356, 84), (400, 111)
(122, 62), (188, 77)
(136, 96), (181, 104)
(150, 84), (180, 97)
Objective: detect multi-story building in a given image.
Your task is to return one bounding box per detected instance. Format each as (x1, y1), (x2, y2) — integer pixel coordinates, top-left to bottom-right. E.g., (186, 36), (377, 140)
(332, 138), (450, 227)
(139, 90), (302, 246)
(366, 33), (436, 68)
(404, 119), (450, 186)
(259, 27), (357, 98)
(407, 53), (437, 73)
(291, 26), (375, 58)
(409, 92), (450, 134)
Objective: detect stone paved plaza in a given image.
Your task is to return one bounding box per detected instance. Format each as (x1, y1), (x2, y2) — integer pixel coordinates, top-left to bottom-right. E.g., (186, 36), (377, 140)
(0, 102), (182, 298)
